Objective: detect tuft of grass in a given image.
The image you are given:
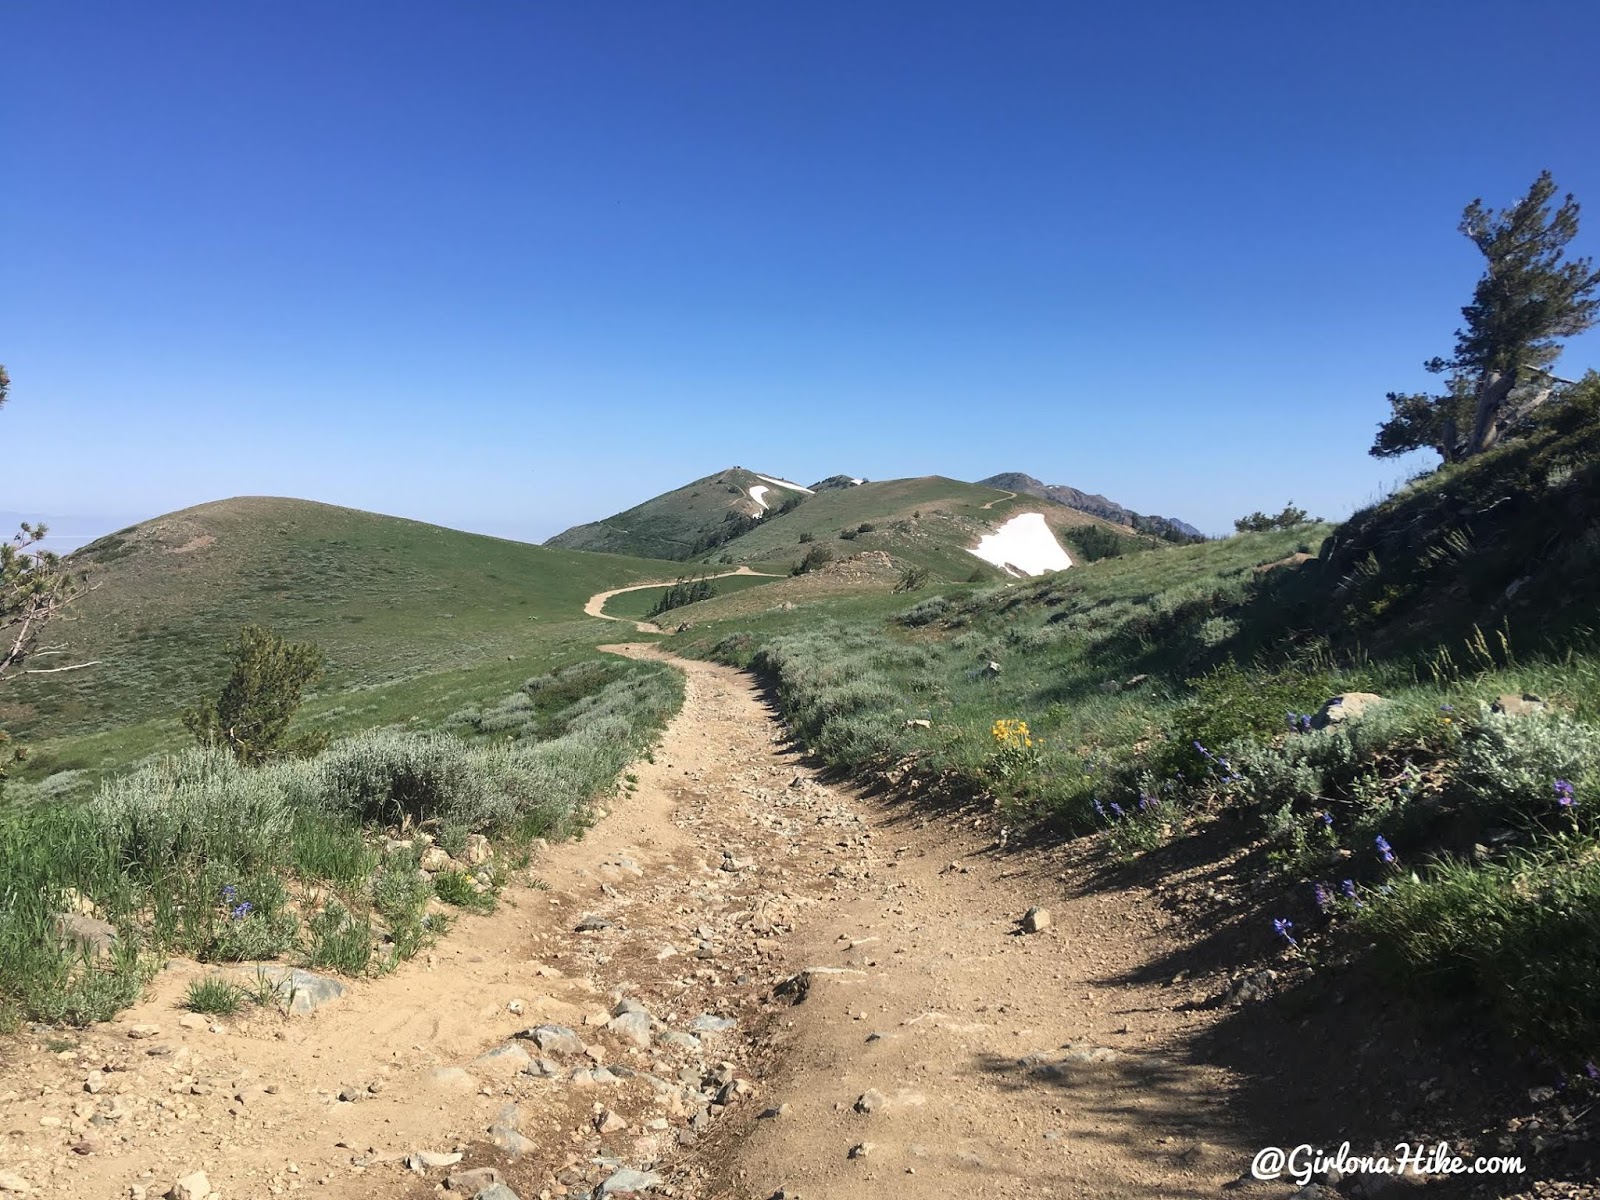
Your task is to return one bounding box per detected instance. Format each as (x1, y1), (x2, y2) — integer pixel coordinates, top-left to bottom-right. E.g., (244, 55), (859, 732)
(185, 976), (244, 1016)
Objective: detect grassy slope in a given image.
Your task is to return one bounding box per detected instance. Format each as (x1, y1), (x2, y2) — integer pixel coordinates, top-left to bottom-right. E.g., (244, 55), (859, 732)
(664, 418), (1600, 1066)
(600, 571), (782, 621)
(1, 497), (686, 789)
(544, 467), (779, 560)
(699, 475), (1149, 580)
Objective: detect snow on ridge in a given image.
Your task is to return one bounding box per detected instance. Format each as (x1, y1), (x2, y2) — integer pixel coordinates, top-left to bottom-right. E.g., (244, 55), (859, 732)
(748, 485), (770, 514)
(969, 512), (1073, 577)
(754, 474), (814, 495)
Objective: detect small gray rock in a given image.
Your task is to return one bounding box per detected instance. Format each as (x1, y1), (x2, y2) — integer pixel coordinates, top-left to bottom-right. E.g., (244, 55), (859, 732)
(599, 1168), (664, 1195)
(517, 1024), (585, 1056)
(575, 913), (614, 932)
(235, 966), (346, 1015)
(687, 1014), (736, 1034)
(474, 1186), (522, 1200)
(1021, 907), (1051, 933)
(474, 1043), (532, 1068)
(607, 1011), (653, 1048)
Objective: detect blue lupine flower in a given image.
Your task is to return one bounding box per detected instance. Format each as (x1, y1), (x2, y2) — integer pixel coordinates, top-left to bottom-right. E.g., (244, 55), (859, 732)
(1109, 801), (1125, 819)
(1585, 1062), (1599, 1081)
(221, 884), (238, 903)
(1273, 917), (1297, 947)
(1313, 883), (1331, 912)
(230, 901), (253, 920)
(1319, 811), (1334, 828)
(1555, 779), (1577, 808)
(1340, 879), (1362, 908)
(1375, 835), (1395, 864)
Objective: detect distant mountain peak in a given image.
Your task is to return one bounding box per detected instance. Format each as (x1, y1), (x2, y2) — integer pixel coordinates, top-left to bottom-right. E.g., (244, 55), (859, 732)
(977, 473), (1202, 542)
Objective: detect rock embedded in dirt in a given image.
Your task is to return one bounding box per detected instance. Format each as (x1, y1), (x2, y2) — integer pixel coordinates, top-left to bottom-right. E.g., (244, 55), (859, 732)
(126, 1024), (159, 1039)
(168, 1171), (212, 1200)
(854, 1089), (885, 1114)
(1022, 906), (1051, 933)
(474, 1042), (533, 1069)
(575, 913), (615, 932)
(518, 1023), (586, 1056)
(407, 1150), (464, 1171)
(444, 1166), (500, 1193)
(598, 1167), (665, 1195)
(233, 965), (346, 1015)
(595, 1107), (629, 1133)
(0, 1172), (29, 1195)
(849, 1142), (873, 1160)
(607, 1011), (654, 1048)
(427, 1066), (478, 1090)
(474, 1185), (521, 1200)
(687, 1014), (736, 1034)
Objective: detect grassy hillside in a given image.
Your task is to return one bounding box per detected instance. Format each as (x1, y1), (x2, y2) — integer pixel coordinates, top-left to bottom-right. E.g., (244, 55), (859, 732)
(0, 497), (684, 747)
(694, 475), (1153, 580)
(662, 415), (1600, 1069)
(545, 466), (803, 560)
(600, 571), (782, 621)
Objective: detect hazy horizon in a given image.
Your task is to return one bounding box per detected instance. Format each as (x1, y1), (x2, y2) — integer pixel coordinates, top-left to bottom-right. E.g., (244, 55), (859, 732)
(6, 3), (1598, 541)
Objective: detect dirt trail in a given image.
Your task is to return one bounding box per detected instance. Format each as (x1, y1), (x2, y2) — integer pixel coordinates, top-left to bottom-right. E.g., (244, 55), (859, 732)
(584, 568), (784, 634)
(0, 651), (1274, 1200)
(979, 490), (1018, 510)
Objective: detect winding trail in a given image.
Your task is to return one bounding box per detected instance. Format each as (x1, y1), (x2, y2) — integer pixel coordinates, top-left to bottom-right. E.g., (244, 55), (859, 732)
(583, 566), (785, 633)
(980, 489), (1018, 510)
(0, 644), (1266, 1200)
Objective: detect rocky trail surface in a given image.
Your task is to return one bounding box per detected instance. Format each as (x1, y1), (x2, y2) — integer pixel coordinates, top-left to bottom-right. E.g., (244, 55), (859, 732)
(4, 649), (1491, 1200)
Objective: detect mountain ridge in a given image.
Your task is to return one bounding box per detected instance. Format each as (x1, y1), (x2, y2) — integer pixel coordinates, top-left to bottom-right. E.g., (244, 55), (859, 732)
(978, 472), (1203, 542)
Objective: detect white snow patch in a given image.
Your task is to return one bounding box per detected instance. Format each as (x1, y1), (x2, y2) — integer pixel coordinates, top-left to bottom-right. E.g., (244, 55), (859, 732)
(748, 485), (770, 514)
(969, 512), (1073, 577)
(754, 474), (814, 495)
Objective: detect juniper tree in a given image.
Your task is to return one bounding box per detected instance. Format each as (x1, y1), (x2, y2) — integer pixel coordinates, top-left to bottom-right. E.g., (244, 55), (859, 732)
(182, 624), (328, 764)
(1373, 172), (1600, 462)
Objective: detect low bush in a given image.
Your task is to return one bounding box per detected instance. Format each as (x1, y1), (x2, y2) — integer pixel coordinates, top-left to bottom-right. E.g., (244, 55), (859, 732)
(0, 656), (684, 1026)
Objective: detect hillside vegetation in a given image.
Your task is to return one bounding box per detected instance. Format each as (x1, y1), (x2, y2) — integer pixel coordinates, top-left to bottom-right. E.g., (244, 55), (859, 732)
(545, 467), (792, 560)
(1, 497), (684, 742)
(668, 414), (1600, 1066)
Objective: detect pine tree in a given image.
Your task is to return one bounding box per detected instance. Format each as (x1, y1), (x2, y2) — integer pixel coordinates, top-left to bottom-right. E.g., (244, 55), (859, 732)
(1372, 172), (1600, 461)
(182, 625), (328, 764)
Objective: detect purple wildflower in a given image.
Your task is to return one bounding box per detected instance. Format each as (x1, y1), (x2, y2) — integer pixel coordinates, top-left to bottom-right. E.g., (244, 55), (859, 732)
(221, 884), (238, 903)
(1555, 779), (1577, 808)
(1585, 1062), (1599, 1081)
(1313, 883), (1331, 912)
(1092, 797), (1106, 819)
(1340, 879), (1363, 908)
(230, 901), (253, 921)
(1273, 917), (1297, 947)
(1108, 801), (1126, 819)
(1319, 811), (1334, 828)
(1375, 835), (1395, 864)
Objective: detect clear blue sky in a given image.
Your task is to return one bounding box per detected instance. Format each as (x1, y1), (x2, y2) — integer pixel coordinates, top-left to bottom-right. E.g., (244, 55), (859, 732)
(5, 1), (1599, 543)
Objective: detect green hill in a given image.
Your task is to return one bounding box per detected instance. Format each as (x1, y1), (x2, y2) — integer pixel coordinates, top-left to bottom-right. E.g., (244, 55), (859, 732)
(1, 496), (683, 743)
(693, 475), (1159, 580)
(545, 466), (808, 560)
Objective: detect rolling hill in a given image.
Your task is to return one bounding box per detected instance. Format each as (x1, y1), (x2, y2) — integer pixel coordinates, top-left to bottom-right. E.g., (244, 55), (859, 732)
(544, 467), (813, 560)
(1, 496), (684, 741)
(555, 471), (1165, 583)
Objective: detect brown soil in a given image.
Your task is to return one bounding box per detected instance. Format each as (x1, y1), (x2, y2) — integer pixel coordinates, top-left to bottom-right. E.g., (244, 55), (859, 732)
(1, 651), (1591, 1199)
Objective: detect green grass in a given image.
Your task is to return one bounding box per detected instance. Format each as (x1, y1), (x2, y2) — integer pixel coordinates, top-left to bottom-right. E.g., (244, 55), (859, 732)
(692, 475), (1151, 582)
(184, 976), (245, 1016)
(0, 657), (684, 1026)
(546, 466), (781, 560)
(1, 496), (686, 744)
(601, 572), (782, 620)
(668, 481), (1600, 1066)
